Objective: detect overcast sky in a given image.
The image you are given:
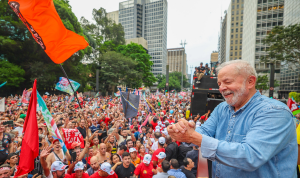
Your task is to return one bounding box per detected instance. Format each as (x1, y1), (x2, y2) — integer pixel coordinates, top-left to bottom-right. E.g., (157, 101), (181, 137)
(69, 0), (231, 73)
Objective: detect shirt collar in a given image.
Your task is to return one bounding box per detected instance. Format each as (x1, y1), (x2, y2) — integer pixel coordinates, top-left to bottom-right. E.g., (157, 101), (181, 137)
(228, 90), (261, 113)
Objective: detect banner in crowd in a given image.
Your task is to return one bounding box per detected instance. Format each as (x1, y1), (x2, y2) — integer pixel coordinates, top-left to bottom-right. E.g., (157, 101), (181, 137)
(36, 91), (67, 154)
(55, 77), (80, 95)
(62, 128), (85, 149)
(0, 98), (5, 112)
(287, 97), (300, 115)
(0, 81), (7, 88)
(8, 0), (88, 64)
(121, 91), (139, 119)
(21, 89), (32, 104)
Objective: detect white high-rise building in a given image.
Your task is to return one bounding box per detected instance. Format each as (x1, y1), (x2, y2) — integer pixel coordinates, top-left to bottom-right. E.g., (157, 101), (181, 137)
(118, 0), (168, 75)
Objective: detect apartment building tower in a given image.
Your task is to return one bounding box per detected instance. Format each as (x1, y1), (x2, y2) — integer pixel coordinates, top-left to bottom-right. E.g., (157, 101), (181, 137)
(224, 0), (244, 62)
(167, 48), (187, 78)
(118, 0), (168, 76)
(219, 11), (228, 63)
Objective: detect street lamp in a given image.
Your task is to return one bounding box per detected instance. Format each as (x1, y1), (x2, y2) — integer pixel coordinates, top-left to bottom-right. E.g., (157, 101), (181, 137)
(180, 40), (187, 90)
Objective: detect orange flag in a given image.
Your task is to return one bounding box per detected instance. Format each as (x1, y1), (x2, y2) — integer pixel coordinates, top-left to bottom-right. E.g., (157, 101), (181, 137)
(8, 0), (89, 64)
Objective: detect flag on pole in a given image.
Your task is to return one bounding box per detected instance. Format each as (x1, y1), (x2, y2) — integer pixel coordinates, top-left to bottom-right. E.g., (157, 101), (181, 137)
(55, 77), (80, 95)
(37, 91), (67, 154)
(120, 91), (140, 119)
(287, 97), (300, 116)
(8, 0), (88, 64)
(0, 81), (6, 88)
(14, 80), (39, 177)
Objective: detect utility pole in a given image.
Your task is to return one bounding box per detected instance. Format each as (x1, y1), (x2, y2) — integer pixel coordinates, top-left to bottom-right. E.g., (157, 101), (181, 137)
(180, 40), (187, 91)
(190, 65), (194, 88)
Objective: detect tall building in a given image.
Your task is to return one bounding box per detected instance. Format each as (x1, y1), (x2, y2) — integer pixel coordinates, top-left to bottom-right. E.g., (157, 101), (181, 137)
(226, 0), (244, 62)
(107, 10), (119, 24)
(219, 11), (228, 63)
(279, 0), (300, 98)
(243, 0), (285, 97)
(118, 0), (168, 76)
(167, 48), (187, 77)
(211, 51), (219, 67)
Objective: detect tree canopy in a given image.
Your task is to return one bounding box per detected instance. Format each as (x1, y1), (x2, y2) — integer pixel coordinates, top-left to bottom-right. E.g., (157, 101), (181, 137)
(157, 72), (190, 91)
(261, 23), (300, 65)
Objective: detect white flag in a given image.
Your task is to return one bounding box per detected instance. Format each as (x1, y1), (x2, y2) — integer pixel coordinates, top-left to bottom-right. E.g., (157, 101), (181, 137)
(0, 98), (5, 112)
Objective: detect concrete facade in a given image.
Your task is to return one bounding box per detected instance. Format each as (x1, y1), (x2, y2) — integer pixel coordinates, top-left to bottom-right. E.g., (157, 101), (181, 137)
(219, 11), (228, 64)
(167, 48), (187, 78)
(242, 0), (285, 97)
(125, 37), (148, 50)
(117, 0), (168, 76)
(107, 10), (120, 24)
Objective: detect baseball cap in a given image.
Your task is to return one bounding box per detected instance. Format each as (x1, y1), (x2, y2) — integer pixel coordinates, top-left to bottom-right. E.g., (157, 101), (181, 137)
(155, 129), (161, 133)
(52, 139), (60, 144)
(100, 162), (114, 175)
(196, 122), (201, 128)
(71, 142), (81, 149)
(158, 137), (165, 144)
(156, 152), (166, 159)
(189, 120), (194, 123)
(157, 121), (162, 126)
(74, 162), (84, 171)
(143, 154), (152, 164)
(162, 129), (168, 136)
(129, 147), (137, 153)
(51, 161), (68, 172)
(155, 126), (161, 129)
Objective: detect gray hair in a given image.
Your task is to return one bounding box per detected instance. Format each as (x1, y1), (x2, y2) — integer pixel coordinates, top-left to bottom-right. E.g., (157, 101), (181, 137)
(216, 60), (257, 79)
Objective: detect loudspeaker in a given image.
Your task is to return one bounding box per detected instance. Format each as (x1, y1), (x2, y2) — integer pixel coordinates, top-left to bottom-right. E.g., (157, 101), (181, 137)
(191, 90), (208, 116)
(205, 98), (224, 113)
(193, 76), (219, 90)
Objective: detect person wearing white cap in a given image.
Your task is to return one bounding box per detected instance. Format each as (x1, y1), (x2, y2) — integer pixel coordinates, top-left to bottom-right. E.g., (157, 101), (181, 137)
(90, 162), (118, 178)
(67, 161), (89, 178)
(129, 147), (140, 167)
(156, 152), (166, 169)
(195, 121), (201, 128)
(133, 154), (155, 178)
(152, 137), (166, 167)
(150, 132), (161, 152)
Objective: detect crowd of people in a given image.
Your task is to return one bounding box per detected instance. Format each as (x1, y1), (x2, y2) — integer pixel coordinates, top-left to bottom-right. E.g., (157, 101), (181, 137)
(0, 90), (200, 178)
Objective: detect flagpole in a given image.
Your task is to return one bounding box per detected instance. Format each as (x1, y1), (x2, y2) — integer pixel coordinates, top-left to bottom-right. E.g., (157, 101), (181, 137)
(59, 64), (82, 109)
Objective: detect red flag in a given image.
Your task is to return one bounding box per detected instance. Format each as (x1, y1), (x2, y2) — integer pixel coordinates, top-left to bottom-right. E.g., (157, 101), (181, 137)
(287, 97), (300, 116)
(14, 80), (39, 177)
(8, 0), (88, 64)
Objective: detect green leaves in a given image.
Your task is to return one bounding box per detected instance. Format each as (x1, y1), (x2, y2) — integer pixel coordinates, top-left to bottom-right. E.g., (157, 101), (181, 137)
(157, 72), (190, 91)
(261, 24), (300, 65)
(0, 60), (25, 87)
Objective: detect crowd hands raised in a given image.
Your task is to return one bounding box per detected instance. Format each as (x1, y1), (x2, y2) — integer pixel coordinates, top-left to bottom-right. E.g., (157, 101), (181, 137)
(0, 92), (205, 178)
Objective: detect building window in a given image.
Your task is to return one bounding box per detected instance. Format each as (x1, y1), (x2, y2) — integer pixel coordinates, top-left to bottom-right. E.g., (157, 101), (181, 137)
(232, 11), (234, 15)
(241, 22), (243, 26)
(236, 17), (239, 21)
(240, 40), (242, 44)
(232, 5), (235, 9)
(232, 23), (234, 26)
(257, 24), (261, 28)
(241, 10), (244, 14)
(236, 22), (239, 26)
(231, 40), (233, 44)
(236, 34), (238, 38)
(241, 16), (243, 20)
(231, 35), (233, 39)
(240, 28), (243, 32)
(235, 52), (238, 56)
(237, 5), (239, 9)
(235, 40), (238, 44)
(237, 10), (239, 15)
(231, 46), (233, 50)
(232, 17), (234, 21)
(230, 52), (233, 56)
(240, 45), (242, 50)
(231, 29), (234, 33)
(239, 51), (242, 56)
(237, 0), (239, 2)
(232, 0), (235, 3)
(240, 34), (243, 38)
(235, 46), (237, 50)
(236, 28), (238, 32)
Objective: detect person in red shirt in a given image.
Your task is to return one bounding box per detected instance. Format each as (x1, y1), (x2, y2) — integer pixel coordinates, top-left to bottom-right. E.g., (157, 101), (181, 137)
(152, 137), (166, 167)
(168, 115), (175, 124)
(133, 154), (155, 178)
(151, 117), (158, 130)
(155, 152), (166, 169)
(90, 162), (118, 178)
(66, 162), (89, 178)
